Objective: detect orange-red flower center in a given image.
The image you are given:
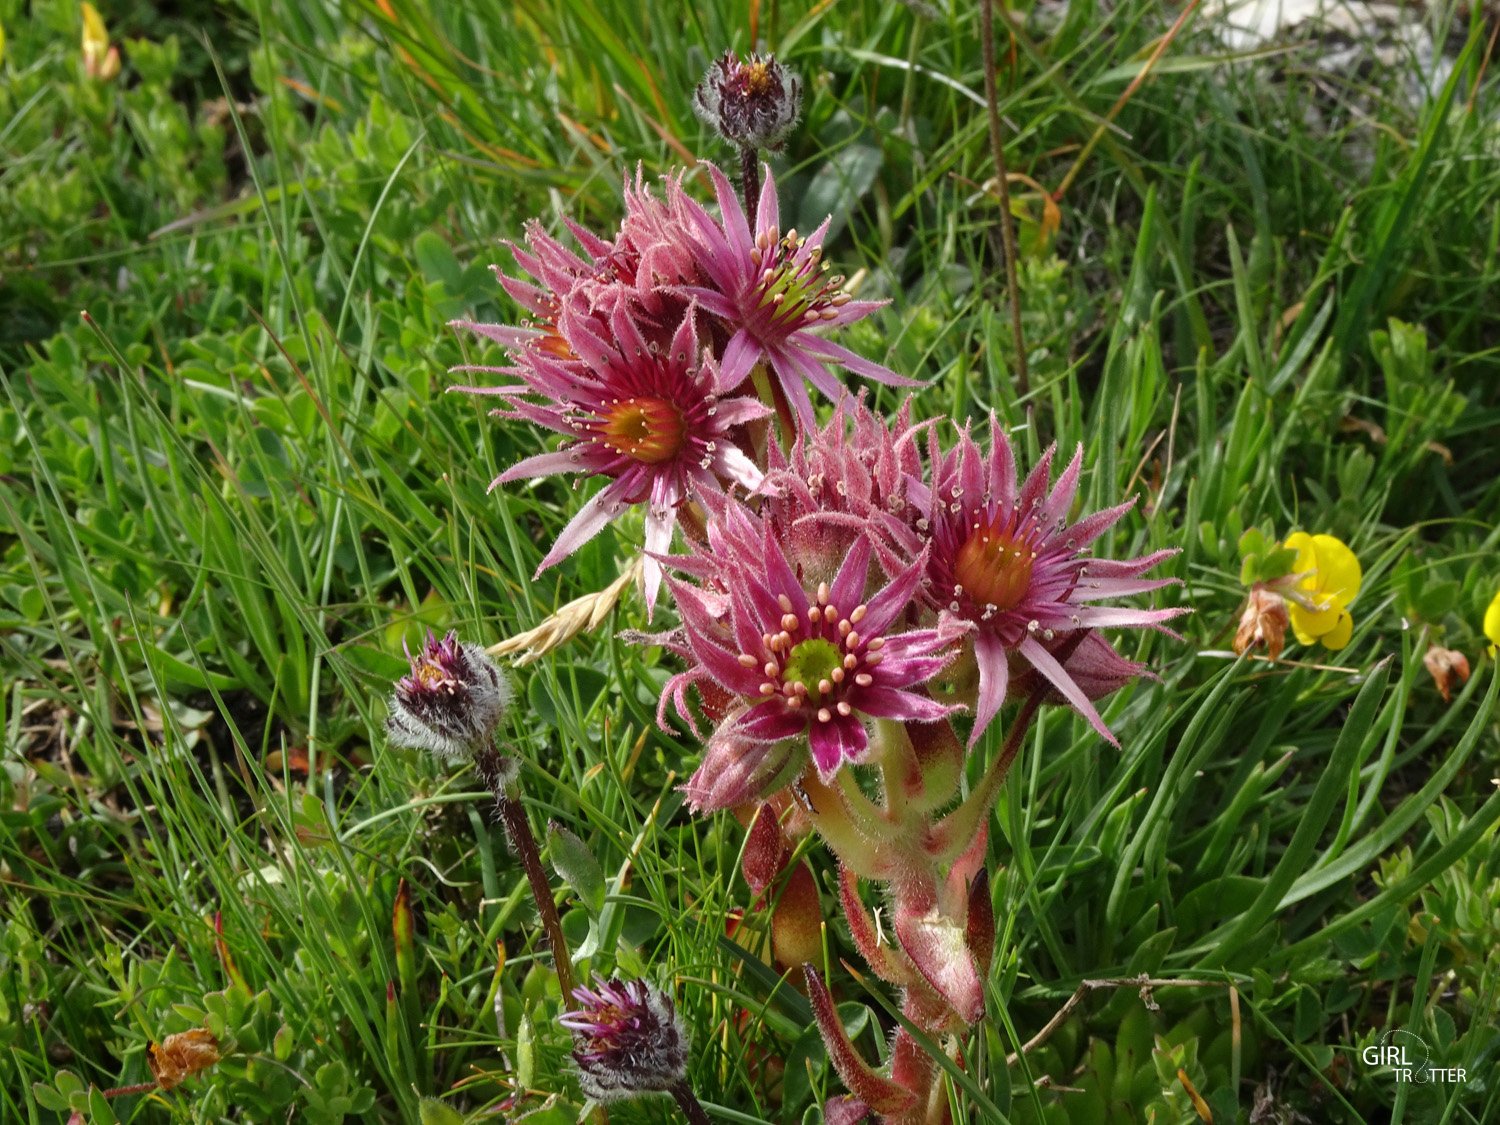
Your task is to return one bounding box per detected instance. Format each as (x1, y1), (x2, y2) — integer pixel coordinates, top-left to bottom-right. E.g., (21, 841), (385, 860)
(955, 517), (1034, 611)
(536, 326), (576, 360)
(597, 397), (687, 464)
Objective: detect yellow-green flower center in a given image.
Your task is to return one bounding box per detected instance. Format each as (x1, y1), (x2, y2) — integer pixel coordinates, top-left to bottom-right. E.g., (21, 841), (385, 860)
(955, 518), (1034, 611)
(781, 638), (843, 706)
(597, 397), (687, 464)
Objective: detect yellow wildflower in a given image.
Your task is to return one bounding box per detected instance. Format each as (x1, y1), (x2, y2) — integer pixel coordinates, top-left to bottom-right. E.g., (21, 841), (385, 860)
(1484, 589), (1500, 655)
(1284, 532), (1361, 650)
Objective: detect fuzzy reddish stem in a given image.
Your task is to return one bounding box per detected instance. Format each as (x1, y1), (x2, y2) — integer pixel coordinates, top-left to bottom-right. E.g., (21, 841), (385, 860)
(738, 145), (761, 223)
(102, 1082), (159, 1098)
(475, 748), (577, 1001)
(671, 1079), (715, 1125)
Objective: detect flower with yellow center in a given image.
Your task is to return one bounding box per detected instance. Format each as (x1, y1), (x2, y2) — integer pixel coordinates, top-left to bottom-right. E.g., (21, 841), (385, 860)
(916, 418), (1185, 746)
(454, 302), (769, 615)
(1284, 532), (1361, 650)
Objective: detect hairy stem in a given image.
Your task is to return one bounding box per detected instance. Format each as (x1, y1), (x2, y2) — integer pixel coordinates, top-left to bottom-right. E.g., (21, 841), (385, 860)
(102, 1082), (160, 1098)
(475, 748), (577, 1001)
(738, 144), (762, 220)
(671, 1078), (715, 1124)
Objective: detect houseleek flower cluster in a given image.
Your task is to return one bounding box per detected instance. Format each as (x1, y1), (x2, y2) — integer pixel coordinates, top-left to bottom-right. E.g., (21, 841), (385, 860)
(441, 49), (1185, 1124)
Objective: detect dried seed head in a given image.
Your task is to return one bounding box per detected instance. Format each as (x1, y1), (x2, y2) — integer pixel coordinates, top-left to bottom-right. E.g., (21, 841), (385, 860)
(693, 51), (803, 151)
(1234, 584), (1290, 662)
(386, 630), (512, 762)
(1423, 643), (1470, 704)
(148, 1028), (221, 1092)
(559, 976), (689, 1101)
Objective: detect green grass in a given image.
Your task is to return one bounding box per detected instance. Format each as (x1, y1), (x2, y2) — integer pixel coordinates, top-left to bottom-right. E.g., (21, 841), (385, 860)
(3, 0), (1499, 1122)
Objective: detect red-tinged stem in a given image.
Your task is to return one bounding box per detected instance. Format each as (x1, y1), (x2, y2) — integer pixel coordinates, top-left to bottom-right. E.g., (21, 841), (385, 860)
(738, 145), (761, 222)
(475, 749), (577, 1002)
(102, 1082), (159, 1098)
(671, 1079), (715, 1124)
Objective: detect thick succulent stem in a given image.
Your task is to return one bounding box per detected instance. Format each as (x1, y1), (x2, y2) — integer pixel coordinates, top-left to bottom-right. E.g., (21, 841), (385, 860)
(474, 748), (577, 1001)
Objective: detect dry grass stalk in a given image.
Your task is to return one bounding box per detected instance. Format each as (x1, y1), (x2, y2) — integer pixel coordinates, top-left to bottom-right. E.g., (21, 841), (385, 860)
(488, 557), (645, 665)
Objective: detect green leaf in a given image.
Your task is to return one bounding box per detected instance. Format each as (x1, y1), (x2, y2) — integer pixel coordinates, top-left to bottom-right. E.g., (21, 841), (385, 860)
(31, 1083), (70, 1112)
(547, 822), (606, 918)
(418, 1097), (466, 1125)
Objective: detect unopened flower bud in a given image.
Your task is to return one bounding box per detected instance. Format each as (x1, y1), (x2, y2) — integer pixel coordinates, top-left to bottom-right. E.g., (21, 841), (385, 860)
(682, 731), (802, 814)
(1235, 584), (1290, 661)
(559, 976), (689, 1101)
(386, 630), (512, 763)
(1423, 644), (1470, 704)
(693, 51), (802, 151)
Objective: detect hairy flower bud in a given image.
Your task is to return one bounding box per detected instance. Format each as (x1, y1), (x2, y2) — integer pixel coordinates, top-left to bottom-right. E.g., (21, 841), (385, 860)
(682, 731), (801, 814)
(693, 51), (803, 151)
(385, 630), (512, 762)
(559, 976), (689, 1101)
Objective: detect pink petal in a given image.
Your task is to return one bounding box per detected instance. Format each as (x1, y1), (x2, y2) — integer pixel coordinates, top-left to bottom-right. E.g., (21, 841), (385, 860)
(782, 341), (853, 402)
(719, 329), (763, 390)
(985, 418), (1018, 512)
(450, 320), (539, 349)
(641, 508), (676, 617)
(1018, 634), (1116, 745)
(755, 162), (779, 235)
(800, 336), (921, 387)
(1040, 444), (1084, 528)
(1017, 444), (1056, 514)
(809, 716), (865, 778)
(969, 632), (1011, 747)
(736, 700), (809, 743)
(854, 686), (952, 723)
(495, 447), (587, 484)
(714, 445), (765, 491)
(1071, 605), (1187, 631)
(706, 163), (754, 282)
(536, 486), (623, 574)
(710, 396), (774, 427)
(768, 350), (819, 427)
(857, 555), (927, 637)
(828, 536), (873, 616)
(1066, 497), (1136, 548)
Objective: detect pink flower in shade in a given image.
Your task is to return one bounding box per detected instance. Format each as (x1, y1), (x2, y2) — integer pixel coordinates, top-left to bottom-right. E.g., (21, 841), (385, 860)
(663, 501), (956, 781)
(760, 394), (929, 586)
(673, 163), (920, 423)
(913, 419), (1185, 746)
(452, 303), (770, 613)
